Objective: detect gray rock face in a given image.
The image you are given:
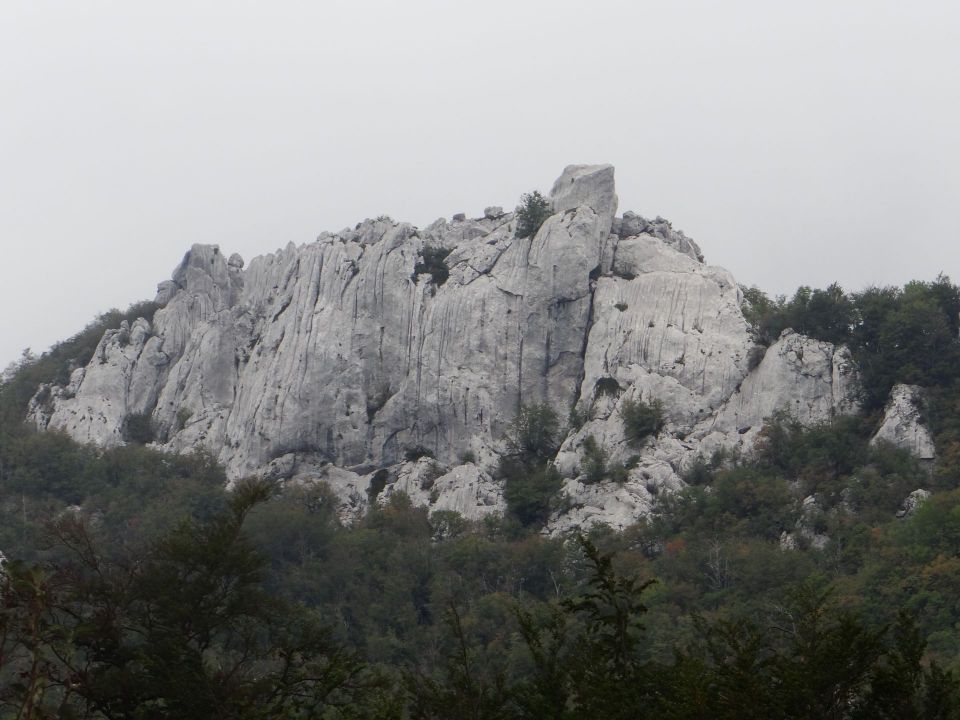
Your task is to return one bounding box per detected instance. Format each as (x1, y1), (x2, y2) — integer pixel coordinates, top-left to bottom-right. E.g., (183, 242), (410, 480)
(550, 164), (618, 227)
(897, 488), (931, 518)
(614, 212), (703, 262)
(547, 328), (859, 534)
(871, 384), (936, 460)
(31, 164), (865, 531)
(700, 330), (861, 452)
(380, 460), (504, 521)
(780, 496), (830, 551)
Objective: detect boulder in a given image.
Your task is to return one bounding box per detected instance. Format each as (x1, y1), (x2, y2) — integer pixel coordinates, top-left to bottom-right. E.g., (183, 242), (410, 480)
(871, 384), (936, 461)
(897, 488), (931, 518)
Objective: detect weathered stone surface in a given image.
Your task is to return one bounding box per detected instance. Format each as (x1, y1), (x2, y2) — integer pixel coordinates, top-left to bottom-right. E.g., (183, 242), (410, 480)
(380, 460), (504, 521)
(34, 167), (611, 474)
(31, 164), (865, 533)
(549, 164), (618, 231)
(423, 216), (500, 249)
(701, 330), (861, 451)
(897, 488), (931, 518)
(615, 212), (703, 262)
(583, 249), (751, 423)
(29, 317), (166, 447)
(548, 328), (861, 533)
(871, 384), (936, 460)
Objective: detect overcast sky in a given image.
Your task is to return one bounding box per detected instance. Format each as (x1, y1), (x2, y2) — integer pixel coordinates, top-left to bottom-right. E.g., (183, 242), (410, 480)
(2, 1), (958, 369)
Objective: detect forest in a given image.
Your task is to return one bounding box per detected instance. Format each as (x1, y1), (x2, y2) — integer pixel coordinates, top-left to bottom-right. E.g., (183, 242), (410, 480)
(2, 277), (960, 718)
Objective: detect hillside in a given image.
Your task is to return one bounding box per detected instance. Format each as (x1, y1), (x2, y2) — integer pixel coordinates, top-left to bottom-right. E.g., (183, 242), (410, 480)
(23, 165), (920, 535)
(2, 166), (960, 716)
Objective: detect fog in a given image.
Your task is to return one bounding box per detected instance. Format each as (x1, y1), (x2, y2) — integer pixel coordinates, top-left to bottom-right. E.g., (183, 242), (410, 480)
(2, 0), (958, 368)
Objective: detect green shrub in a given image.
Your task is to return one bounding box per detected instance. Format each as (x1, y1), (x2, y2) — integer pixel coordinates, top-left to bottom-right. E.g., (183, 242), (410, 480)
(514, 191), (553, 239)
(414, 246), (452, 286)
(754, 413), (871, 499)
(0, 300), (160, 426)
(683, 456), (716, 486)
(428, 509), (468, 540)
(620, 398), (664, 446)
(175, 407), (193, 431)
(581, 435), (608, 484)
(506, 403), (560, 462)
(747, 345), (767, 371)
(500, 457), (562, 526)
(607, 461), (629, 484)
(499, 403), (564, 526)
(122, 412), (156, 444)
(594, 377), (622, 397)
(404, 445), (435, 462)
(569, 405), (593, 432)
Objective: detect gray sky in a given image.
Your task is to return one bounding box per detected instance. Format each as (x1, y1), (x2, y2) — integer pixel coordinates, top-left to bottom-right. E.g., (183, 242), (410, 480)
(2, 0), (959, 369)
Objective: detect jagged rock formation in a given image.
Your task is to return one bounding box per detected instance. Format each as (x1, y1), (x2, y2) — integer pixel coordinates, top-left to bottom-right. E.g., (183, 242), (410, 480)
(780, 495), (830, 551)
(549, 326), (862, 532)
(897, 488), (932, 519)
(29, 164), (919, 531)
(870, 384), (936, 462)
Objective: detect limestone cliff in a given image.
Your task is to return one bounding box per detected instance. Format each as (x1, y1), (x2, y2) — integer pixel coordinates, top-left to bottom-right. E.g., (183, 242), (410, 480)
(870, 384), (936, 461)
(29, 165), (875, 531)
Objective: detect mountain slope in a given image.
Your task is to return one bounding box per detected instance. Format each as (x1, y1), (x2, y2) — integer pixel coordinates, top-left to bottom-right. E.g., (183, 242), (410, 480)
(28, 165), (909, 531)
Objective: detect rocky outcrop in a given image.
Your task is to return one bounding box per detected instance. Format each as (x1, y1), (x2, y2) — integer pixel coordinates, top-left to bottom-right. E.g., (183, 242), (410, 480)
(897, 488), (931, 518)
(379, 460), (504, 521)
(780, 495), (830, 551)
(545, 330), (859, 534)
(613, 212), (703, 262)
(31, 164), (864, 532)
(870, 384), (936, 461)
(696, 331), (860, 454)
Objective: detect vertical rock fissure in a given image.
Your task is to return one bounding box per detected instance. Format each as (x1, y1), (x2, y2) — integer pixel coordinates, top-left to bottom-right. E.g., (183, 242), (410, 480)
(570, 270), (601, 412)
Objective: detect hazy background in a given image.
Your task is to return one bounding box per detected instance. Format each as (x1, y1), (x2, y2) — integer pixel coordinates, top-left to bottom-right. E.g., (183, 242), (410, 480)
(2, 0), (958, 369)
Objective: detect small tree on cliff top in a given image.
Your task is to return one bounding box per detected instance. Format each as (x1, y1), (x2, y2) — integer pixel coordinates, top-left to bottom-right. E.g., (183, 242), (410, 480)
(515, 191), (553, 239)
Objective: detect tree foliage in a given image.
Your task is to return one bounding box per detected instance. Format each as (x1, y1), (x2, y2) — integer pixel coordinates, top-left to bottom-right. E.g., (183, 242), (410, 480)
(0, 301), (159, 427)
(499, 403), (563, 527)
(0, 480), (396, 719)
(514, 191), (552, 240)
(3, 275), (960, 714)
(740, 276), (960, 411)
(504, 403), (560, 461)
(580, 435), (608, 484)
(620, 398), (665, 447)
(414, 246), (452, 287)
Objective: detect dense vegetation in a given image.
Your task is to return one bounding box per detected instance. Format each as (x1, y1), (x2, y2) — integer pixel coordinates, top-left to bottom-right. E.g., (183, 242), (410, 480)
(741, 276), (960, 410)
(414, 246), (452, 287)
(514, 191), (552, 239)
(2, 276), (960, 716)
(498, 403), (563, 527)
(0, 302), (159, 427)
(620, 397), (665, 446)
